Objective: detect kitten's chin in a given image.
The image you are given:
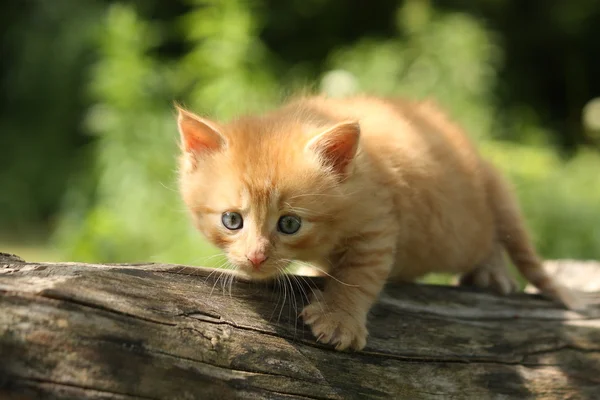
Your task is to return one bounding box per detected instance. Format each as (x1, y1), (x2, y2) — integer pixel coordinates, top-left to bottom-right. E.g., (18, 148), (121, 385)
(235, 268), (279, 281)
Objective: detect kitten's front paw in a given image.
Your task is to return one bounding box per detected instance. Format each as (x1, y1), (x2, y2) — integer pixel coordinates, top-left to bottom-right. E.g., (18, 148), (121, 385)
(300, 302), (368, 351)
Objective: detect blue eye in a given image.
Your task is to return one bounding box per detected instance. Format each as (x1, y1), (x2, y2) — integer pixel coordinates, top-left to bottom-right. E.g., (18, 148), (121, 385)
(277, 215), (301, 234)
(222, 212), (243, 230)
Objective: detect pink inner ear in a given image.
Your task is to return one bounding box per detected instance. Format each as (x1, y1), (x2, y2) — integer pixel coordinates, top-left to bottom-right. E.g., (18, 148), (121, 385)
(309, 121), (360, 175)
(326, 136), (356, 173)
(177, 108), (224, 154)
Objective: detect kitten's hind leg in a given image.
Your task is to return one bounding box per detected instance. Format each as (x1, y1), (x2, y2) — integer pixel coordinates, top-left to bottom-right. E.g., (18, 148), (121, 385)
(459, 241), (518, 295)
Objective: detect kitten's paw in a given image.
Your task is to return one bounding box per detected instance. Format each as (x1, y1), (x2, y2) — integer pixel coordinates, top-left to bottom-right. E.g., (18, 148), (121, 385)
(459, 265), (519, 295)
(300, 302), (367, 351)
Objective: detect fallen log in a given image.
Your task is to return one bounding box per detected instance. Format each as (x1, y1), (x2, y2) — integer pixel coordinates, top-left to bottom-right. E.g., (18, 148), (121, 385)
(1, 252), (599, 399)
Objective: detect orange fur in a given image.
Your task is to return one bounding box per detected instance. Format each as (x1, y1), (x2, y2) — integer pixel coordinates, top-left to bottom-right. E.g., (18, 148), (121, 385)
(177, 95), (584, 351)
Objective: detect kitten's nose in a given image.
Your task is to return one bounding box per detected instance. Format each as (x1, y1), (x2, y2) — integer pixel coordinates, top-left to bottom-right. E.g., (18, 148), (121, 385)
(246, 252), (267, 268)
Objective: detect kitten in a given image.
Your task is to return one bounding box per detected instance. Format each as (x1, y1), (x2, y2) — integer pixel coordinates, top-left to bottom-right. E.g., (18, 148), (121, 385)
(176, 95), (584, 351)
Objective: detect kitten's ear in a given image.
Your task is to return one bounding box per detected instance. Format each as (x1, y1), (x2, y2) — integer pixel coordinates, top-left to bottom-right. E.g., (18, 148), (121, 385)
(176, 106), (225, 155)
(306, 121), (360, 176)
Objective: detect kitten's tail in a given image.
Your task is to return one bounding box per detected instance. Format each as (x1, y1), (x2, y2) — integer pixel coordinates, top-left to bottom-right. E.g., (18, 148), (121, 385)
(484, 161), (586, 310)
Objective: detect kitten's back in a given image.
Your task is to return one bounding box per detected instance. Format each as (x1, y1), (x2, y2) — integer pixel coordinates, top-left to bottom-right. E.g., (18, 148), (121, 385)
(302, 95), (582, 309)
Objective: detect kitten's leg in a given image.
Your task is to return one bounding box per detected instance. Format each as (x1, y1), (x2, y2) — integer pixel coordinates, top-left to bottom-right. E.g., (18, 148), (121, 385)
(300, 229), (396, 351)
(459, 241), (518, 295)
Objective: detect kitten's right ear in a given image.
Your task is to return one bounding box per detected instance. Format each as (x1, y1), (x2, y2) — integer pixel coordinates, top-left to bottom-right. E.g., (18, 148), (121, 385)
(306, 121), (360, 177)
(176, 106), (225, 155)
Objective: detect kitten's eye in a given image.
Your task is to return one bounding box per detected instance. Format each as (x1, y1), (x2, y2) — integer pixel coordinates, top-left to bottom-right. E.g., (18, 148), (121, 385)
(222, 212), (243, 230)
(277, 215), (301, 235)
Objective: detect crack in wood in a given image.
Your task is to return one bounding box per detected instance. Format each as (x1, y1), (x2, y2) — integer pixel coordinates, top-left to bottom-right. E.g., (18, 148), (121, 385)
(246, 386), (332, 400)
(184, 313), (598, 369)
(3, 375), (158, 399)
(38, 290), (177, 326)
(178, 311), (600, 368)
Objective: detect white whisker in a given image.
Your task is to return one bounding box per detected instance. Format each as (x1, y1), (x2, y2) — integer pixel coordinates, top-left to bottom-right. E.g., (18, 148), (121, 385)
(287, 191), (356, 200)
(191, 252), (227, 266)
(297, 262), (358, 287)
(203, 259), (230, 285)
(159, 181), (179, 193)
(210, 269), (225, 297)
(269, 274), (282, 322)
(278, 270), (288, 324)
(284, 273), (298, 338)
(282, 203), (333, 218)
(294, 274), (311, 309)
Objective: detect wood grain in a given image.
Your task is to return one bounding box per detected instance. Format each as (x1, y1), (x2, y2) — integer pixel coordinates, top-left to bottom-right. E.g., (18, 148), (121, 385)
(1, 253), (599, 399)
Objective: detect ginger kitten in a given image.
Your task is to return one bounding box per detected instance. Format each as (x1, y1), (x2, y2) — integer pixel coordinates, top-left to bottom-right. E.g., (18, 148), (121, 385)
(176, 95), (583, 351)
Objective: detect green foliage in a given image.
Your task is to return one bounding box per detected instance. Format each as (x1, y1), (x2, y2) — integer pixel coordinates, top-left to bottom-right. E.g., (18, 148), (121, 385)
(55, 1), (279, 265)
(482, 143), (600, 260)
(52, 0), (600, 267)
(0, 0), (103, 234)
(326, 2), (500, 141)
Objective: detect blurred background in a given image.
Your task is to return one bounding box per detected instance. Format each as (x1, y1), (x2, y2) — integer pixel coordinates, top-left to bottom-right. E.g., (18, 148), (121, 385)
(1, 0), (600, 268)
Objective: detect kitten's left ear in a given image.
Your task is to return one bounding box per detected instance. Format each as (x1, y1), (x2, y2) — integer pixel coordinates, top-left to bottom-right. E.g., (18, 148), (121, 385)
(306, 121), (360, 176)
(176, 106), (226, 155)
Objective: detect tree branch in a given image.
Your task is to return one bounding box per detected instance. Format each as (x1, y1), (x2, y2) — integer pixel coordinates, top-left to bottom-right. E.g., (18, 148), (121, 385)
(1, 254), (599, 399)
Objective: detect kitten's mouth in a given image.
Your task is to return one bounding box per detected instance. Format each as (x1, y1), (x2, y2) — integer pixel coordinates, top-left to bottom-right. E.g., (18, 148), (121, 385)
(226, 255), (292, 281)
(233, 260), (291, 281)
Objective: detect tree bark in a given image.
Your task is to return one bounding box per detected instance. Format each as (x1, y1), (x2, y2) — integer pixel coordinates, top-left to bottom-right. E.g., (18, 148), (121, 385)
(1, 253), (599, 400)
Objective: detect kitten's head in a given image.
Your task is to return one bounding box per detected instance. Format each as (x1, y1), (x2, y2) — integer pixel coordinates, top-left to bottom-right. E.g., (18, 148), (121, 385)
(176, 106), (360, 280)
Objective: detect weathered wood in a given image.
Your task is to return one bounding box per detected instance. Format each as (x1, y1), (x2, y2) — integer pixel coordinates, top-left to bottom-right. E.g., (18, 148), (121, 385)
(1, 253), (599, 400)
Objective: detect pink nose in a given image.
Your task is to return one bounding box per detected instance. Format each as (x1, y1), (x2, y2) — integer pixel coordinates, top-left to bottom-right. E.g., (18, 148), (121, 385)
(247, 252), (267, 268)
